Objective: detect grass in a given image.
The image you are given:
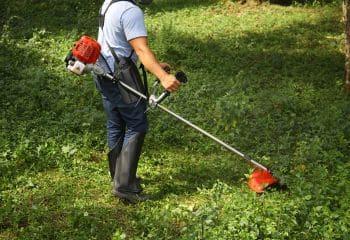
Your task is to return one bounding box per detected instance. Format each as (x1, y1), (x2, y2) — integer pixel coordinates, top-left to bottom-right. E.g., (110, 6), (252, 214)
(1, 0), (349, 239)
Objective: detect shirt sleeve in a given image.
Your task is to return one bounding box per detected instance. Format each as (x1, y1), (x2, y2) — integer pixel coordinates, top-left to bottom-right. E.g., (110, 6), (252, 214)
(121, 6), (148, 41)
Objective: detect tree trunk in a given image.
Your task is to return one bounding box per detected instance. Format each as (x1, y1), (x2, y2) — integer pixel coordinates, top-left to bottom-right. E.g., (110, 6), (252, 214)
(343, 0), (350, 95)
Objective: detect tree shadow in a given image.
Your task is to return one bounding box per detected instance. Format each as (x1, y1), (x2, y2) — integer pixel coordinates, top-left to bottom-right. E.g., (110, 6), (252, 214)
(144, 0), (217, 15)
(0, 40), (46, 183)
(0, 37), (103, 188)
(0, 170), (130, 239)
(0, 0), (102, 38)
(1, 0), (217, 39)
(0, 2), (346, 238)
(153, 16), (342, 87)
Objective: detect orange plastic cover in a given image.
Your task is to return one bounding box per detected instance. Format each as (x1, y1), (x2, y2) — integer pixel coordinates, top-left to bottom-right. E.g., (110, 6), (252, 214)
(248, 169), (278, 193)
(72, 36), (101, 64)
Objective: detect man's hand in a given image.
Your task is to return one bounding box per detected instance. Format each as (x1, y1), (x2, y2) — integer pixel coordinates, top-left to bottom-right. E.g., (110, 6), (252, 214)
(160, 73), (180, 92)
(129, 37), (181, 92)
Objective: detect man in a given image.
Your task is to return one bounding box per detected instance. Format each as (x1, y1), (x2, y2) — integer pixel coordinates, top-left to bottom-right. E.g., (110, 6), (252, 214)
(93, 0), (180, 203)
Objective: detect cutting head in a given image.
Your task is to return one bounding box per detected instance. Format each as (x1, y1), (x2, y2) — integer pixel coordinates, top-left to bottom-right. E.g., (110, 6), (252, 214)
(248, 169), (279, 193)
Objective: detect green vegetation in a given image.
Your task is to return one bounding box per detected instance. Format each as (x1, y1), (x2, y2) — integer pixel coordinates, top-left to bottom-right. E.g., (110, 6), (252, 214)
(1, 0), (349, 239)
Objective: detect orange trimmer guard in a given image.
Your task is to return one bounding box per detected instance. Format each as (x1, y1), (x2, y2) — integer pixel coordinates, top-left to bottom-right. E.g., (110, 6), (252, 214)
(248, 169), (279, 193)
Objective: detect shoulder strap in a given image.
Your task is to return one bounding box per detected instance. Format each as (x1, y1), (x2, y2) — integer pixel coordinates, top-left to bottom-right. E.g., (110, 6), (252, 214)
(99, 0), (135, 29)
(99, 0), (136, 64)
(99, 0), (147, 97)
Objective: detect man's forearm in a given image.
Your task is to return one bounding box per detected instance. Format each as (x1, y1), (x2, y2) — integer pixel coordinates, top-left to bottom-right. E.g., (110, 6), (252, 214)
(129, 37), (168, 81)
(137, 47), (168, 81)
(129, 37), (180, 92)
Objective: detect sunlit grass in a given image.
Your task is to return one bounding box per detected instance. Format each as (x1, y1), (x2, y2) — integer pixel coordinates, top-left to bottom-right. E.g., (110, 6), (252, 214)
(1, 0), (349, 239)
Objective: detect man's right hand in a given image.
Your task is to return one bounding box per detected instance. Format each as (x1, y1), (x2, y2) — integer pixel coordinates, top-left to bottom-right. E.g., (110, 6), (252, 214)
(160, 74), (181, 92)
(129, 37), (181, 92)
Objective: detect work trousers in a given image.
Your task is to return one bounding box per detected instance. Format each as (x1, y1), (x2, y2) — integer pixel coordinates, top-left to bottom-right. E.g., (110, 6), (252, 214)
(93, 74), (148, 148)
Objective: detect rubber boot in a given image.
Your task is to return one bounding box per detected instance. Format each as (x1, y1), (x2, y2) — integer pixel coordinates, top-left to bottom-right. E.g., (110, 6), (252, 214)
(107, 136), (124, 180)
(108, 135), (143, 193)
(112, 132), (149, 203)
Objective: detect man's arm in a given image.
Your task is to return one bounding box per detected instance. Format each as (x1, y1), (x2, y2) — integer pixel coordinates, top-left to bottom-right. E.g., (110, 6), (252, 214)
(129, 36), (180, 92)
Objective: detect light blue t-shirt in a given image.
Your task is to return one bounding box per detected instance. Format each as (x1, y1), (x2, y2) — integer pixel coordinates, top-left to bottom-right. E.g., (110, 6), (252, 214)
(98, 0), (147, 73)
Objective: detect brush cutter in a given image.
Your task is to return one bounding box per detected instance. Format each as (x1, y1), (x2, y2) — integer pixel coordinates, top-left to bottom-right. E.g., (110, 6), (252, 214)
(65, 36), (282, 193)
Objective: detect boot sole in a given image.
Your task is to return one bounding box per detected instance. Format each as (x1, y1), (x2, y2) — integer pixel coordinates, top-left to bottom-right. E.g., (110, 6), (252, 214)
(112, 190), (150, 204)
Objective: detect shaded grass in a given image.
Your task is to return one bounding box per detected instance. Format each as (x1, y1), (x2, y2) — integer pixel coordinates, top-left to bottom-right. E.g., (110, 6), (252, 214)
(1, 0), (349, 239)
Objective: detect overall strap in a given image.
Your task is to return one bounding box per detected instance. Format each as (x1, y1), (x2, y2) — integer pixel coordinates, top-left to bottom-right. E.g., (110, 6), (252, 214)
(99, 0), (148, 97)
(99, 0), (136, 64)
(99, 0), (135, 30)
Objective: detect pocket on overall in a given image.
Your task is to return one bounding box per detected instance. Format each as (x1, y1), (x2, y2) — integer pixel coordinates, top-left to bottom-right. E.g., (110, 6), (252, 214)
(115, 58), (146, 104)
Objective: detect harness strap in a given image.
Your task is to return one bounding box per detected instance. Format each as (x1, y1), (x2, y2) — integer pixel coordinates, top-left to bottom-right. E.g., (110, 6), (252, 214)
(140, 64), (148, 96)
(98, 0), (149, 97)
(99, 0), (135, 30)
(99, 0), (135, 64)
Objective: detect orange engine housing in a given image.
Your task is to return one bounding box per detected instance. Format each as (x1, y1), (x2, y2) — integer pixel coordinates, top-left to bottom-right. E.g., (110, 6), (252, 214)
(72, 36), (101, 64)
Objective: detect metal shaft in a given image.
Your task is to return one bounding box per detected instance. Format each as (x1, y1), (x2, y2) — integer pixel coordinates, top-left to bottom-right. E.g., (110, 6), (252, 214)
(102, 71), (268, 171)
(157, 104), (268, 171)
